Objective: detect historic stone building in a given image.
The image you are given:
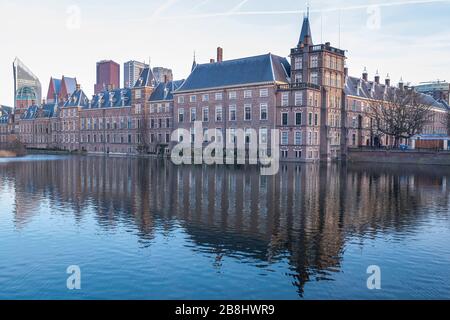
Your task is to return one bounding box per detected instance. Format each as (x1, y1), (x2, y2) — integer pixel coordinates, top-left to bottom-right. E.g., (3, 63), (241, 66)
(278, 12), (346, 161)
(0, 105), (14, 144)
(5, 10), (450, 160)
(148, 80), (184, 155)
(343, 71), (448, 150)
(17, 103), (58, 149)
(173, 51), (291, 158)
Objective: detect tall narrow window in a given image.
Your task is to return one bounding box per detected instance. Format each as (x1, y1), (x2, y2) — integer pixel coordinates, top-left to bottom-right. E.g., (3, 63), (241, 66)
(260, 104), (268, 120)
(190, 108), (196, 122)
(215, 106), (223, 122)
(229, 105), (236, 121)
(281, 93), (289, 106)
(295, 131), (302, 145)
(202, 107), (209, 122)
(282, 113), (288, 126)
(244, 104), (252, 121)
(295, 92), (303, 106)
(296, 112), (302, 126)
(281, 132), (289, 145)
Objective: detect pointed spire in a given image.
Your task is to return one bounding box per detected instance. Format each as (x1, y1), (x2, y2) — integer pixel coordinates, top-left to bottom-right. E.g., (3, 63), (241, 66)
(298, 5), (313, 46)
(191, 50), (197, 72)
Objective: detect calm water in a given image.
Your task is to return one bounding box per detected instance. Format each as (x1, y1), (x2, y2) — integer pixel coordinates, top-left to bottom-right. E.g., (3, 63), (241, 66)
(0, 155), (449, 300)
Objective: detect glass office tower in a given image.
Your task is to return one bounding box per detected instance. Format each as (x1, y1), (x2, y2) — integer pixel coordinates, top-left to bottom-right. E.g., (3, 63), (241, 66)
(13, 57), (42, 111)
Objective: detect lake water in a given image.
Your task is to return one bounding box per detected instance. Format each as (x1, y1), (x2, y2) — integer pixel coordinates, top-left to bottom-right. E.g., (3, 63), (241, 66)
(0, 155), (449, 299)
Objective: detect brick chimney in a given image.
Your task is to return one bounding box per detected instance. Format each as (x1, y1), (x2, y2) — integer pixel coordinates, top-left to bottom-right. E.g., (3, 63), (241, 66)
(374, 70), (380, 84)
(76, 83), (81, 91)
(362, 67), (368, 81)
(399, 77), (404, 90)
(217, 47), (223, 63)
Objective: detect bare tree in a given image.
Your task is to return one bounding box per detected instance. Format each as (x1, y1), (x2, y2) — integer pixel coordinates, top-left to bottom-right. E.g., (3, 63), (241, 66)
(369, 88), (433, 147)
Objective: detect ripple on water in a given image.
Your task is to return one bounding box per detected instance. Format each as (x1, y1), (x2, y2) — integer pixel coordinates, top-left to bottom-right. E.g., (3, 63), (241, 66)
(1, 157), (450, 299)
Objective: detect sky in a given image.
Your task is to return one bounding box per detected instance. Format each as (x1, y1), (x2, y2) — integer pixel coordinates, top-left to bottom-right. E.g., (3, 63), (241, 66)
(0, 0), (449, 106)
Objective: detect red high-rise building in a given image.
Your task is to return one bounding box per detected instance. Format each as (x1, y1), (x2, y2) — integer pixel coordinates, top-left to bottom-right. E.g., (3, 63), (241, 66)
(94, 60), (120, 94)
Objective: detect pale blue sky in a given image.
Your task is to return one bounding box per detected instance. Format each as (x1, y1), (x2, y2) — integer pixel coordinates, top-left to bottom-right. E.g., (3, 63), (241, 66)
(0, 0), (449, 106)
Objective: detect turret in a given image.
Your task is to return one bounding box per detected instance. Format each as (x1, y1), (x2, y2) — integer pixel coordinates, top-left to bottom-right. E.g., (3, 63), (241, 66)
(298, 7), (313, 46)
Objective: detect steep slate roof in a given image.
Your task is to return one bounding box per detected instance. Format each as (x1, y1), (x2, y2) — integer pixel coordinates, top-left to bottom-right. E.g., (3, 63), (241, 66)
(0, 106), (12, 124)
(62, 77), (77, 94)
(49, 77), (77, 97)
(0, 105), (12, 114)
(20, 104), (57, 120)
(52, 78), (62, 95)
(177, 53), (290, 92)
(63, 89), (90, 108)
(298, 14), (312, 45)
(149, 80), (185, 102)
(134, 67), (157, 88)
(345, 76), (447, 110)
(88, 88), (132, 109)
(0, 114), (10, 124)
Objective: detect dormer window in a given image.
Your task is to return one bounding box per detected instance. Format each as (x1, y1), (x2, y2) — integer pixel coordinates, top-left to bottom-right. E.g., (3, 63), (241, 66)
(135, 89), (141, 99)
(120, 90), (127, 106)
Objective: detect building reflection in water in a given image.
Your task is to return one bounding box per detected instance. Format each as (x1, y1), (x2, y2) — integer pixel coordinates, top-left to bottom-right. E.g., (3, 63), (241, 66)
(0, 156), (449, 297)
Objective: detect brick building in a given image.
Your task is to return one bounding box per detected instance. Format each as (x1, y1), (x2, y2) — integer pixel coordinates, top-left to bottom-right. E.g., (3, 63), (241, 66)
(94, 60), (120, 94)
(6, 10), (450, 160)
(173, 51), (290, 158)
(148, 79), (184, 155)
(344, 72), (448, 150)
(17, 103), (58, 149)
(0, 106), (14, 144)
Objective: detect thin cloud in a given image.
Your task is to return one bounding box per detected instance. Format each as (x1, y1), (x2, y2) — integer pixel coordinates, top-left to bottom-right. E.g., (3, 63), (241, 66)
(153, 0), (450, 20)
(151, 0), (181, 19)
(229, 0), (252, 13)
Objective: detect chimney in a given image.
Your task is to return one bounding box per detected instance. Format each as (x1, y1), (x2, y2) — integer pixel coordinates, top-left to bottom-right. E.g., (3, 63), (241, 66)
(385, 74), (390, 87)
(374, 70), (380, 84)
(210, 59), (215, 63)
(344, 67), (348, 78)
(76, 83), (81, 91)
(362, 67), (368, 81)
(399, 77), (404, 90)
(217, 47), (223, 63)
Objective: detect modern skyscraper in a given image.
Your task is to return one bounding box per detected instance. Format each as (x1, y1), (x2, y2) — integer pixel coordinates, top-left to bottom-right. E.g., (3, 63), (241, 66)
(152, 67), (173, 84)
(13, 57), (42, 114)
(94, 60), (120, 94)
(124, 61), (149, 88)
